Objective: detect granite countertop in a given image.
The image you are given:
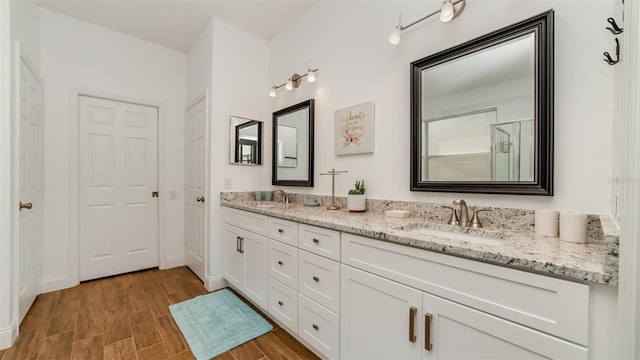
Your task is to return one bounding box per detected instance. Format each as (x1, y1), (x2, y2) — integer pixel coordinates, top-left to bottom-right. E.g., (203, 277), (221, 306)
(221, 196), (619, 286)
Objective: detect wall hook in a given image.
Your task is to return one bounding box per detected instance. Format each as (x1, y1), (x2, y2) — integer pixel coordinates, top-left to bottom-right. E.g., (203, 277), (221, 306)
(606, 17), (624, 35)
(603, 37), (620, 65)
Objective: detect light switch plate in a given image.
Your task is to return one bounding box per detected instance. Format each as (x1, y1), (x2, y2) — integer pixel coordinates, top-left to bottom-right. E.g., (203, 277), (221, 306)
(224, 177), (232, 189)
(168, 190), (177, 200)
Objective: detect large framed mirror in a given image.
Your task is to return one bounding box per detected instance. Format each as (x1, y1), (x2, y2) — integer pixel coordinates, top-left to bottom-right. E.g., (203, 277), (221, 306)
(229, 116), (263, 165)
(272, 99), (314, 187)
(410, 10), (554, 195)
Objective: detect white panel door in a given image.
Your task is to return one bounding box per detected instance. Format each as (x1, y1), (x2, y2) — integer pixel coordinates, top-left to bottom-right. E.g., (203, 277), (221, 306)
(184, 97), (206, 281)
(17, 51), (43, 322)
(79, 96), (158, 281)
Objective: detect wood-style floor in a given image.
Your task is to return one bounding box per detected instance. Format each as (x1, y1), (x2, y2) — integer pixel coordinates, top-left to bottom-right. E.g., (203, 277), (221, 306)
(0, 267), (318, 360)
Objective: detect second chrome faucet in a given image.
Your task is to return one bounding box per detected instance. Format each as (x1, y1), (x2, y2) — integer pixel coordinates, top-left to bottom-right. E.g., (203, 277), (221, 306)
(448, 199), (490, 228)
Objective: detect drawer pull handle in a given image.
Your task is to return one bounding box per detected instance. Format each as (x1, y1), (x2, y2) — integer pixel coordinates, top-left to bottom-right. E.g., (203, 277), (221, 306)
(424, 313), (433, 351)
(313, 276), (319, 282)
(312, 238), (320, 244)
(278, 301), (283, 306)
(409, 306), (417, 343)
(239, 237), (244, 254)
(278, 260), (283, 265)
(312, 324), (319, 331)
(236, 236), (241, 253)
(278, 228), (284, 233)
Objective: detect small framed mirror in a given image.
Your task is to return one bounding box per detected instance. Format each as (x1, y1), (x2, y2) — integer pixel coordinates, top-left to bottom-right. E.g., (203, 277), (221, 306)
(410, 10), (554, 195)
(229, 116), (263, 165)
(272, 99), (314, 187)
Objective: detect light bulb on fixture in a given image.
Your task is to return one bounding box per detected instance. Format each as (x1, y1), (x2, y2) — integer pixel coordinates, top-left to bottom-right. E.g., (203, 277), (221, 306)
(439, 0), (454, 22)
(388, 25), (402, 45)
(285, 79), (293, 90)
(269, 87), (277, 97)
(307, 70), (316, 83)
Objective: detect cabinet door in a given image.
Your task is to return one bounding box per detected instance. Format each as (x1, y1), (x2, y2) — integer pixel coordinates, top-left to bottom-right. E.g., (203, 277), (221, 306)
(223, 224), (243, 289)
(242, 229), (269, 310)
(422, 292), (588, 359)
(341, 265), (422, 359)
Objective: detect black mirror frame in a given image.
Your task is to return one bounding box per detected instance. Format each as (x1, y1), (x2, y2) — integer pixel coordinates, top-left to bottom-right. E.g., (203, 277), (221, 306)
(234, 120), (262, 165)
(272, 99), (315, 187)
(410, 10), (554, 195)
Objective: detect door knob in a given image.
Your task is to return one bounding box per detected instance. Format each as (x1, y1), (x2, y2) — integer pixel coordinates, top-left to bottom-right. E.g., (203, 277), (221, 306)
(19, 202), (32, 210)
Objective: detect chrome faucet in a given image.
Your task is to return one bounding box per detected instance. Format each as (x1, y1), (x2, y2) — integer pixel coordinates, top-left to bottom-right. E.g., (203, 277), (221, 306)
(452, 199), (469, 227)
(273, 189), (289, 204)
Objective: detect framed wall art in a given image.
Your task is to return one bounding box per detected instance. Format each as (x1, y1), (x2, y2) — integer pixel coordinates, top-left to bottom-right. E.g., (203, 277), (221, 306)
(335, 101), (375, 155)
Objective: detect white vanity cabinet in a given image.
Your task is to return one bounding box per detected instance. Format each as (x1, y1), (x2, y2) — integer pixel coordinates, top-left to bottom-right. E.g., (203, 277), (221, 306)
(340, 233), (590, 359)
(222, 208), (269, 310)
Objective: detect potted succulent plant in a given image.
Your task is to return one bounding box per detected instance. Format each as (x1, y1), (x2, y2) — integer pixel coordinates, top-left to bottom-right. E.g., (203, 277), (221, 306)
(347, 180), (366, 212)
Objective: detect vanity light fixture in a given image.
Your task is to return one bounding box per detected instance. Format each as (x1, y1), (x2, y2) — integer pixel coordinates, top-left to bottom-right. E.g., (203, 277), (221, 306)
(269, 66), (319, 97)
(389, 0), (466, 45)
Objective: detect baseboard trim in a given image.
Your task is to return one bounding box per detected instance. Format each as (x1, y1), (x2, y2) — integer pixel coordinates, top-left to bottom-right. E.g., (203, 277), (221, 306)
(41, 274), (72, 293)
(163, 255), (184, 269)
(206, 274), (227, 292)
(0, 319), (18, 350)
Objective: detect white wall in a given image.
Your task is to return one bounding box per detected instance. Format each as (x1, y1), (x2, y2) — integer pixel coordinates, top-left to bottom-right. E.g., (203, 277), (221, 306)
(269, 0), (616, 214)
(39, 9), (187, 291)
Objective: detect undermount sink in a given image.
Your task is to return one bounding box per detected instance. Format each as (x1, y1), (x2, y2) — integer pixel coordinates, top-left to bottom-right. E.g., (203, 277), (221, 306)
(255, 204), (275, 209)
(396, 224), (507, 246)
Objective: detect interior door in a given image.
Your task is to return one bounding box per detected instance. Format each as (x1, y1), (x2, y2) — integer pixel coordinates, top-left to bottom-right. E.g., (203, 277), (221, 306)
(79, 95), (158, 281)
(17, 49), (43, 322)
(184, 96), (206, 281)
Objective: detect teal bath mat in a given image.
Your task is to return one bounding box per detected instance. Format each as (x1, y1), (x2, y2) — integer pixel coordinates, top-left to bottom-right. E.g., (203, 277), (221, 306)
(169, 289), (273, 359)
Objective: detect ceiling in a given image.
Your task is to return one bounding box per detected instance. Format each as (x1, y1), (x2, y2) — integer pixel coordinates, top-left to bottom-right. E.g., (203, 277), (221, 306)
(36, 0), (319, 52)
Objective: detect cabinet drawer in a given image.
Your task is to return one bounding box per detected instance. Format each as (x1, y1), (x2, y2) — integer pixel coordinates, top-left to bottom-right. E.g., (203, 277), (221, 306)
(223, 208), (268, 236)
(268, 239), (298, 290)
(299, 250), (340, 313)
(342, 233), (590, 346)
(269, 218), (298, 246)
(299, 224), (340, 261)
(268, 278), (298, 333)
(298, 294), (340, 360)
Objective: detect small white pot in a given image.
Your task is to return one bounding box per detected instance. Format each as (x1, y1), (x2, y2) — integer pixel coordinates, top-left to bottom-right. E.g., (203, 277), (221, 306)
(347, 194), (366, 212)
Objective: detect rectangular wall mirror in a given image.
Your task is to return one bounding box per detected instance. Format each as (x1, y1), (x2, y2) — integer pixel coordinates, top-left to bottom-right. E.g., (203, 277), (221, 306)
(229, 116), (263, 165)
(410, 10), (554, 195)
(272, 99), (314, 187)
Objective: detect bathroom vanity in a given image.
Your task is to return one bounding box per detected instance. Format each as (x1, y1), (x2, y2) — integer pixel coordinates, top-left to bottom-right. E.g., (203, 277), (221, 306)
(221, 194), (618, 359)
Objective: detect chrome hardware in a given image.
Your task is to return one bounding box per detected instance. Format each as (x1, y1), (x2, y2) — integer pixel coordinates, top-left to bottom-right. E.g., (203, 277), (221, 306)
(273, 189), (289, 205)
(444, 206), (459, 226)
(409, 306), (417, 343)
(313, 276), (319, 282)
(19, 202), (32, 210)
(236, 236), (244, 254)
(278, 260), (283, 265)
(152, 191), (159, 198)
(425, 313), (433, 351)
(312, 324), (319, 331)
(312, 238), (320, 244)
(469, 208), (492, 228)
(196, 196), (206, 203)
(278, 301), (283, 306)
(452, 199), (469, 227)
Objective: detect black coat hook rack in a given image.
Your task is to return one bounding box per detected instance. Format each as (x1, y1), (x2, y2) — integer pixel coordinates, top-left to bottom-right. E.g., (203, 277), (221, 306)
(603, 37), (620, 65)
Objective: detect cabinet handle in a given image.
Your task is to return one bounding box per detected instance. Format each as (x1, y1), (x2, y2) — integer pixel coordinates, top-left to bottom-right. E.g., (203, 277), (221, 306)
(278, 301), (283, 306)
(312, 238), (319, 244)
(278, 228), (284, 233)
(239, 237), (244, 254)
(409, 306), (417, 343)
(19, 202), (32, 210)
(278, 260), (283, 265)
(313, 276), (319, 282)
(236, 236), (241, 253)
(312, 324), (319, 331)
(424, 313), (433, 351)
